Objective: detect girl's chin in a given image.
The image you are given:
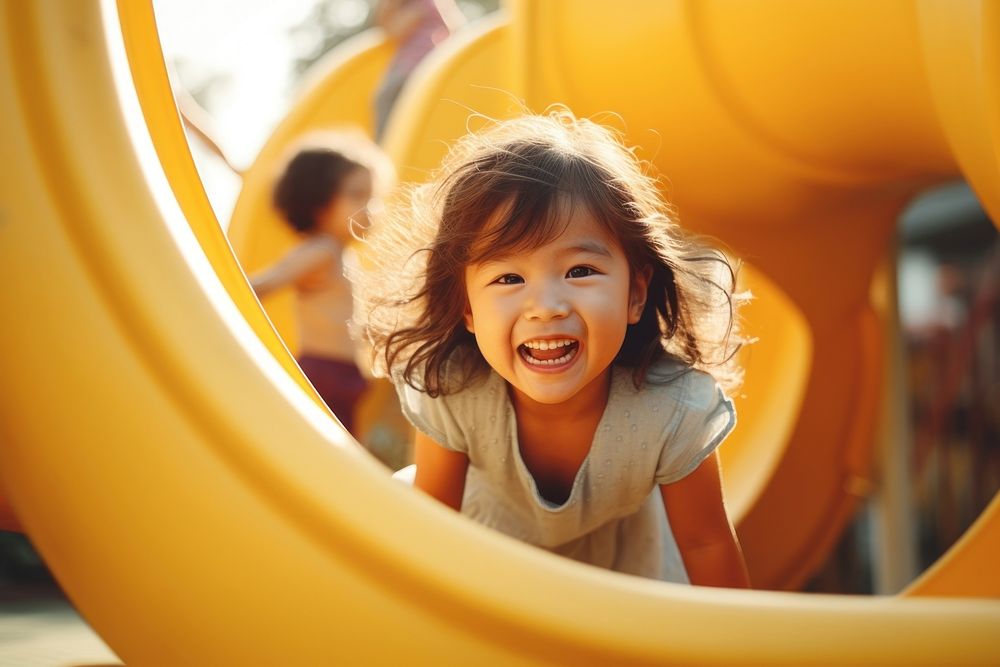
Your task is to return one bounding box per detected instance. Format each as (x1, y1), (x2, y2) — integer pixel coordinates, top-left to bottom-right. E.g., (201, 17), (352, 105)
(510, 374), (591, 407)
(513, 389), (578, 407)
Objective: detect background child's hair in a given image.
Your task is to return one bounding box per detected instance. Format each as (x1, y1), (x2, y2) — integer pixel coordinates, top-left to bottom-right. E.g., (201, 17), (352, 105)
(355, 107), (748, 396)
(272, 129), (394, 233)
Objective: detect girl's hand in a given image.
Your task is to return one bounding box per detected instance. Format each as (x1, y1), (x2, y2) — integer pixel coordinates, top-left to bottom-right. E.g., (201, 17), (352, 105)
(660, 451), (751, 588)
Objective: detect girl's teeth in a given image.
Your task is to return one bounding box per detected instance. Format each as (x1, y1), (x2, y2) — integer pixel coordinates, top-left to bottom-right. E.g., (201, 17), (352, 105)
(525, 339), (572, 350)
(521, 346), (577, 366)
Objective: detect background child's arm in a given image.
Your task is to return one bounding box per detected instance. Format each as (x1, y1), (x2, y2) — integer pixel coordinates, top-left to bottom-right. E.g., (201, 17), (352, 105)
(413, 430), (468, 511)
(249, 240), (334, 298)
(374, 0), (426, 40)
(660, 451), (751, 588)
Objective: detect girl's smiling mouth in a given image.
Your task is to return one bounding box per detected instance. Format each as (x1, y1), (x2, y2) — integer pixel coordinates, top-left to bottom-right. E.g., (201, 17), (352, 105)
(518, 338), (580, 368)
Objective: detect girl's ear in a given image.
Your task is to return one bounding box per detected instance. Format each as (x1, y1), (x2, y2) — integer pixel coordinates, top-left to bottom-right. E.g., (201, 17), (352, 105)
(463, 302), (475, 333)
(628, 266), (653, 324)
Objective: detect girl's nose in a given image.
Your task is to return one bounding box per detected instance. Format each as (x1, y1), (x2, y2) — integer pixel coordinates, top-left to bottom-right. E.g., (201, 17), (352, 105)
(524, 286), (570, 320)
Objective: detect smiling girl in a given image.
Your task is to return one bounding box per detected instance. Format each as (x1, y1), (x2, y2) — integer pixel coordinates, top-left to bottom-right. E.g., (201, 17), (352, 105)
(355, 110), (751, 587)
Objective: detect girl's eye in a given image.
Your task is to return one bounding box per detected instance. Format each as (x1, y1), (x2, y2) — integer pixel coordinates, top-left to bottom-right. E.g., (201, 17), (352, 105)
(493, 274), (523, 285)
(567, 266), (598, 279)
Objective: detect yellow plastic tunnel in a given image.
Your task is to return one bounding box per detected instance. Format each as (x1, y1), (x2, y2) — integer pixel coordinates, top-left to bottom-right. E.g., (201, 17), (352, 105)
(1, 1), (999, 664)
(229, 0), (1000, 594)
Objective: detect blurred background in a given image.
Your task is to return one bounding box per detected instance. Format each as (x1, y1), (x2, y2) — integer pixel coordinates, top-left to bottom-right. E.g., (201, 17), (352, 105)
(810, 183), (999, 593)
(0, 1), (996, 661)
(158, 0), (498, 226)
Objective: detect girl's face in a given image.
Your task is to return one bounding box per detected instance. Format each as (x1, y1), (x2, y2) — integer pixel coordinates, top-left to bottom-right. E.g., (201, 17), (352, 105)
(463, 210), (649, 409)
(318, 166), (373, 242)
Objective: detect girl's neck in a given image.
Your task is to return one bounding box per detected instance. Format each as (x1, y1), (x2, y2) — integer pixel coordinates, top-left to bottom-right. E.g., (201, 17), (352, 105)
(508, 367), (613, 426)
(510, 368), (614, 505)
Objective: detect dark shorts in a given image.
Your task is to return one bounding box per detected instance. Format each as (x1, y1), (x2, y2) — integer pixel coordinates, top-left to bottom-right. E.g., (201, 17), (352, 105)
(297, 356), (368, 436)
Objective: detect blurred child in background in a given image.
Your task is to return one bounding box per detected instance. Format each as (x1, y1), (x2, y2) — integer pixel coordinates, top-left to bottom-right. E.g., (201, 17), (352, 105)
(373, 0), (465, 141)
(252, 133), (392, 437)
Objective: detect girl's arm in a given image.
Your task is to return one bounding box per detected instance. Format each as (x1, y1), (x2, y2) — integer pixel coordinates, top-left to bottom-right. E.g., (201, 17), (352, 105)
(250, 239), (333, 298)
(374, 0), (426, 40)
(660, 451), (751, 588)
(413, 430), (468, 511)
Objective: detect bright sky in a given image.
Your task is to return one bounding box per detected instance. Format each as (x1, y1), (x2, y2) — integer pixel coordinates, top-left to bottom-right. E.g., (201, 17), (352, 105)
(152, 0), (369, 223)
(155, 0), (320, 161)
(152, 0), (490, 224)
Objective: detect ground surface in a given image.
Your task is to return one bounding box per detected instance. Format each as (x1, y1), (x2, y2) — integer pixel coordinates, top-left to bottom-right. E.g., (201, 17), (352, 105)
(0, 582), (119, 667)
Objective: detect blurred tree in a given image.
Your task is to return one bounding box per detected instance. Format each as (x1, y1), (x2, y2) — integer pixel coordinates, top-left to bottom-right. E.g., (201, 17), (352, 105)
(288, 0), (499, 77)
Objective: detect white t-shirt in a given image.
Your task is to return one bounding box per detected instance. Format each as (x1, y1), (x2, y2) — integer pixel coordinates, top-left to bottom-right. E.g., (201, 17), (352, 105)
(396, 358), (736, 582)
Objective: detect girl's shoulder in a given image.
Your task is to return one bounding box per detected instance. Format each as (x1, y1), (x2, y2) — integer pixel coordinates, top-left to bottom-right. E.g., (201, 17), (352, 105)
(282, 235), (341, 269)
(613, 360), (736, 486)
(394, 363), (503, 454)
(298, 234), (341, 256)
(614, 357), (733, 439)
(639, 357), (722, 407)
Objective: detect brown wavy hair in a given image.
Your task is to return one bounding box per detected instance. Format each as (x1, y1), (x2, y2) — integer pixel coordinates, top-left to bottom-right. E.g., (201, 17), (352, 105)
(353, 108), (747, 397)
(272, 129), (395, 233)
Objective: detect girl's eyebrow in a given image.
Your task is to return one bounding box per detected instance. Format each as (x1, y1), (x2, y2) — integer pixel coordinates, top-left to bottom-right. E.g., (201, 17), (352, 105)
(472, 240), (612, 268)
(560, 240), (613, 259)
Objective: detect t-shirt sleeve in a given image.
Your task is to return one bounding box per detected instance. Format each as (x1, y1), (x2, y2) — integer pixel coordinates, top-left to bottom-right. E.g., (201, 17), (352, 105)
(654, 372), (736, 485)
(395, 381), (468, 454)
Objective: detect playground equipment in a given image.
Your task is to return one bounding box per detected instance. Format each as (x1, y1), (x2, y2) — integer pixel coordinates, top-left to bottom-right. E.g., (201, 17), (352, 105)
(230, 11), (818, 589)
(229, 1), (1000, 593)
(0, 0), (998, 663)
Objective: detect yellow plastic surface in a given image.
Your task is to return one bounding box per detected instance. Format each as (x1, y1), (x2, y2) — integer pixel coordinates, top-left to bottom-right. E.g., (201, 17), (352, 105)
(376, 0), (1000, 591)
(905, 494), (1000, 598)
(119, 2), (324, 406)
(1, 1), (999, 665)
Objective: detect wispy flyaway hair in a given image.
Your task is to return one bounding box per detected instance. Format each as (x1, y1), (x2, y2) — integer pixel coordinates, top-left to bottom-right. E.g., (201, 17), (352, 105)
(352, 107), (748, 396)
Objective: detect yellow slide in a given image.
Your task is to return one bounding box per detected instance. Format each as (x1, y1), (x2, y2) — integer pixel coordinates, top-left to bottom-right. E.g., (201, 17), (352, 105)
(379, 1), (1000, 593)
(1, 2), (998, 665)
(229, 0), (1000, 593)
